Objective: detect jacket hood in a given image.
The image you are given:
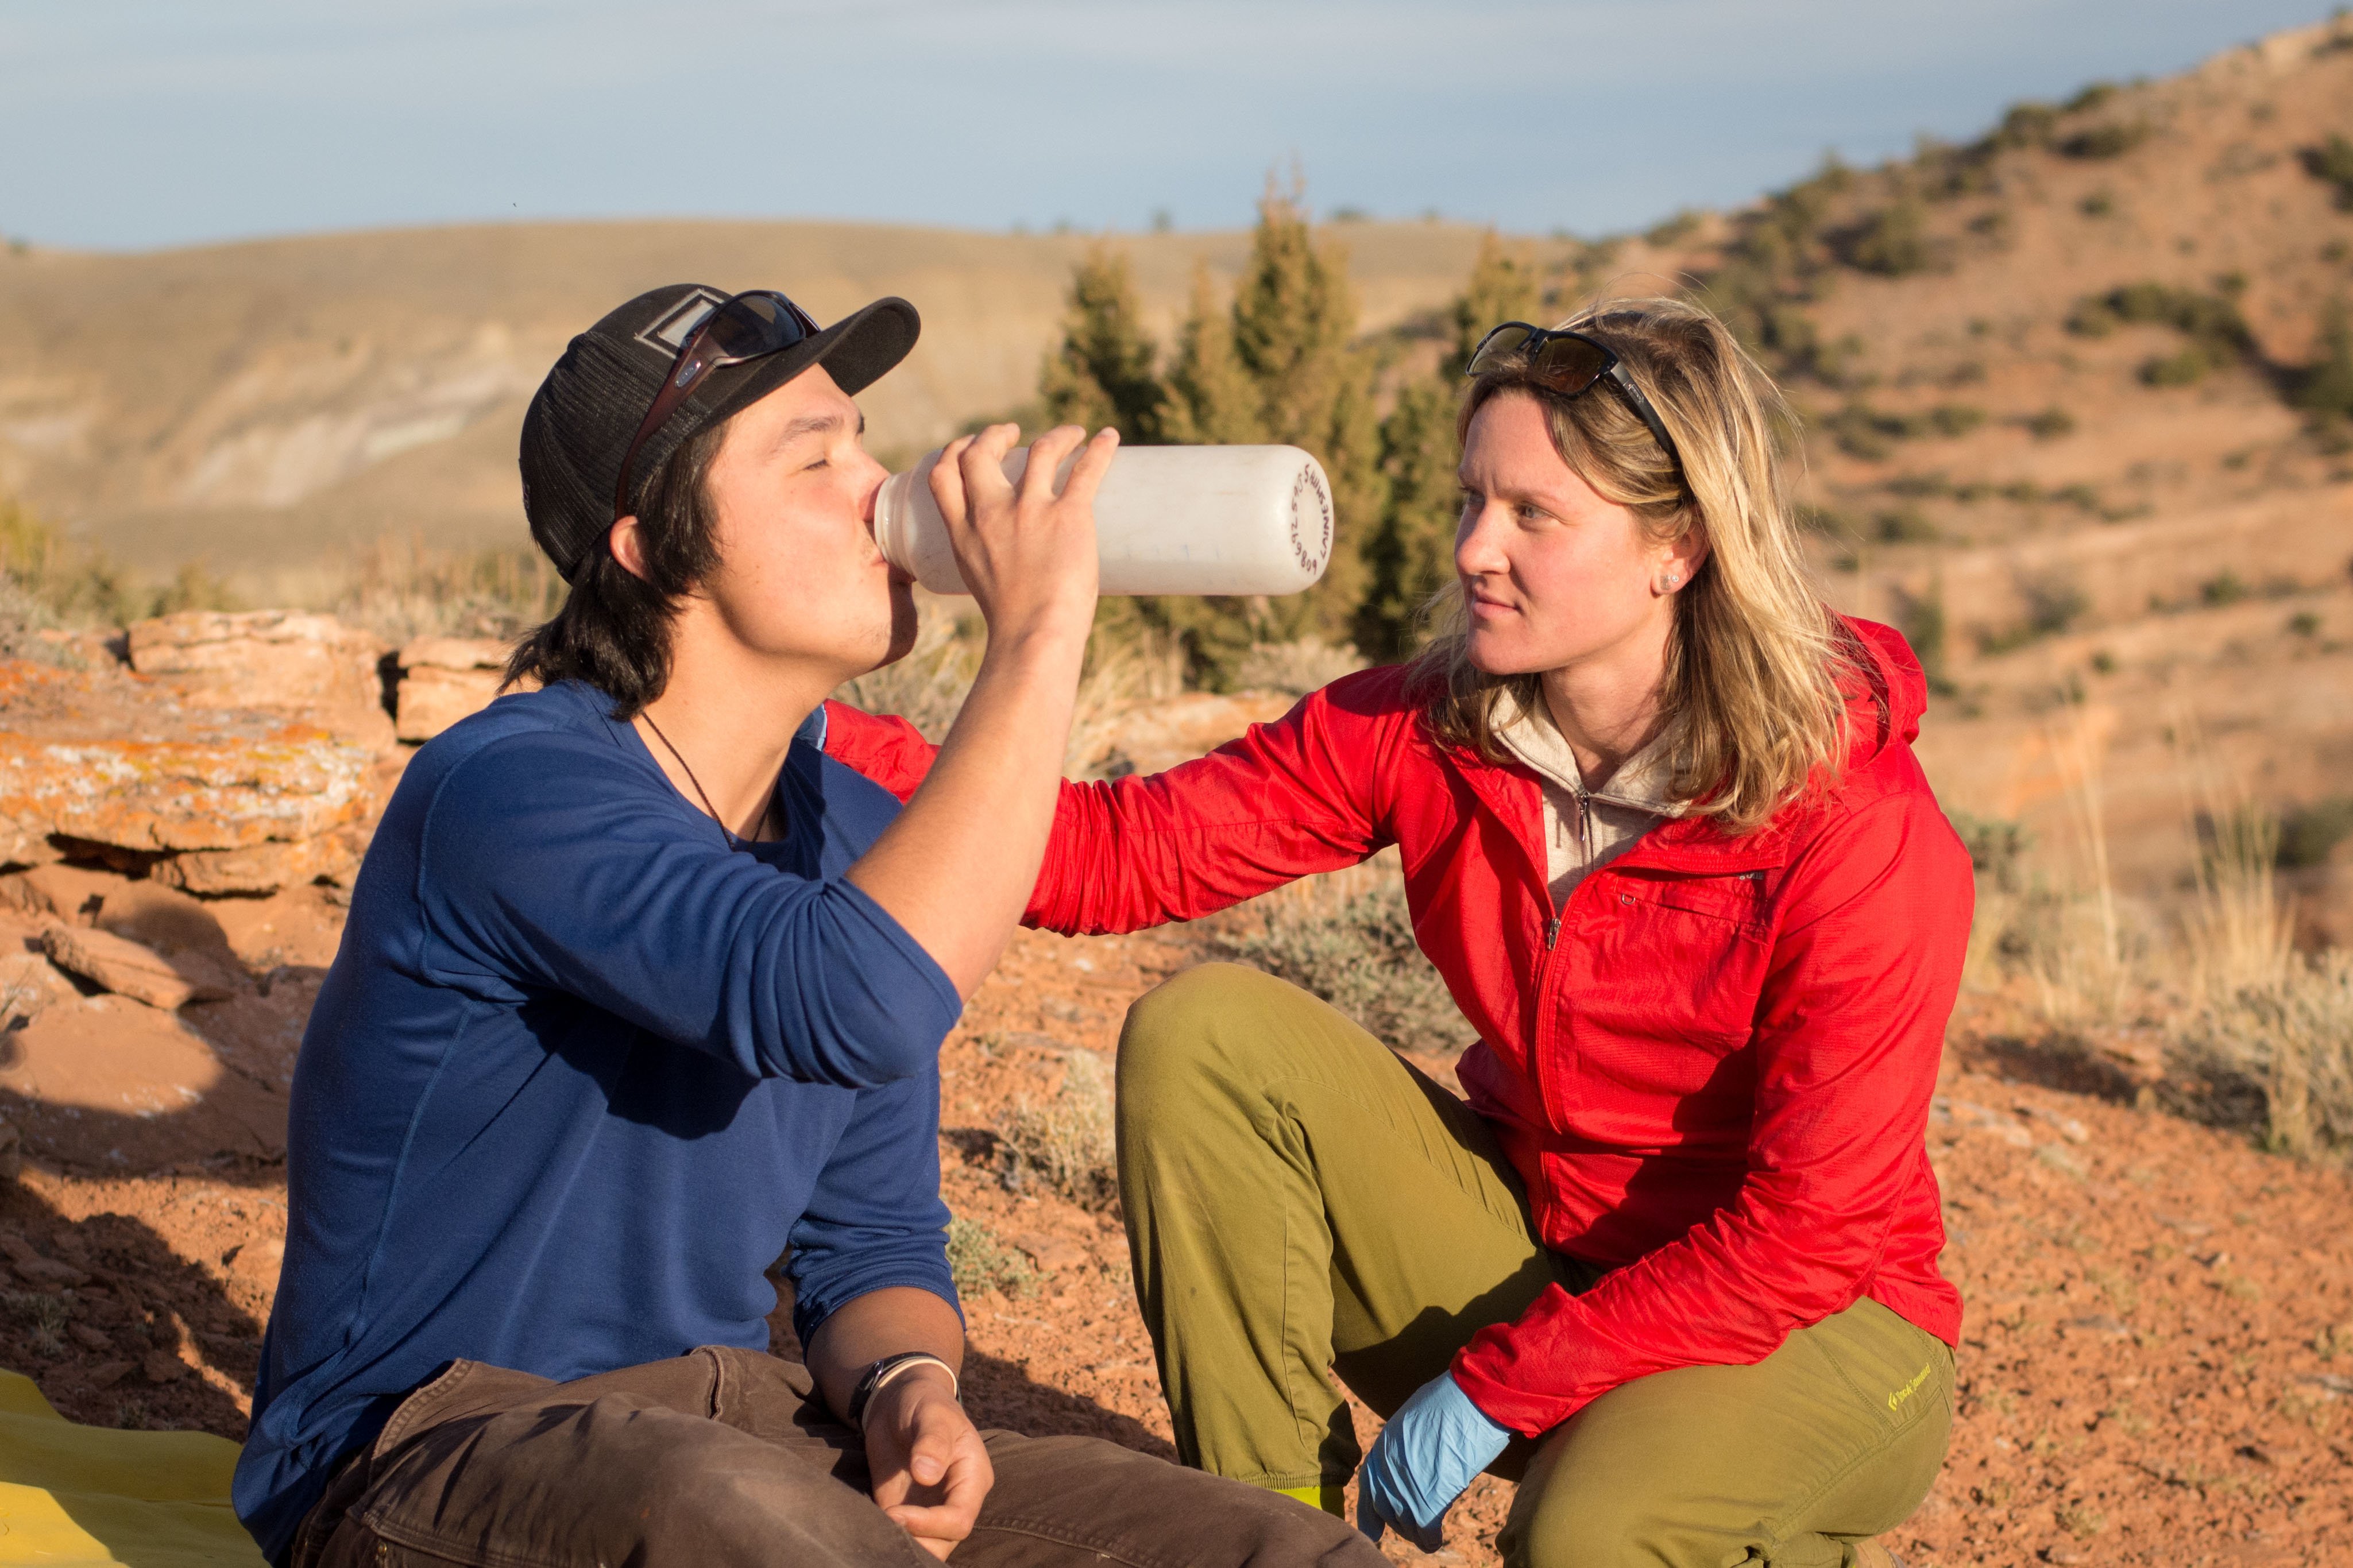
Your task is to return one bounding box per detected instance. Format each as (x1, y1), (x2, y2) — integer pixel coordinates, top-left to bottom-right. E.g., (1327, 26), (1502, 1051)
(1837, 615), (1929, 771)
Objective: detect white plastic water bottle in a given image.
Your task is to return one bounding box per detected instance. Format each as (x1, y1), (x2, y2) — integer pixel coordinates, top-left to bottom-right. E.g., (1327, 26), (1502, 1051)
(874, 444), (1332, 597)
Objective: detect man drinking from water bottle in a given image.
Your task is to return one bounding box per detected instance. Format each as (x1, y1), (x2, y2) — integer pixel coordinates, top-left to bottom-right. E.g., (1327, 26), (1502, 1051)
(233, 282), (1385, 1568)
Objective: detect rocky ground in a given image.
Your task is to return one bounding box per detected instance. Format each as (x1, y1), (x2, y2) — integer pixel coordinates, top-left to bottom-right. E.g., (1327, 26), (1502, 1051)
(0, 632), (2345, 1566)
(1, 897), (2345, 1567)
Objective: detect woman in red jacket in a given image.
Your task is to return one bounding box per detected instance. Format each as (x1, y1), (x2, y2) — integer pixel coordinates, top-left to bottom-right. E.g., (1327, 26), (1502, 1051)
(832, 297), (1971, 1567)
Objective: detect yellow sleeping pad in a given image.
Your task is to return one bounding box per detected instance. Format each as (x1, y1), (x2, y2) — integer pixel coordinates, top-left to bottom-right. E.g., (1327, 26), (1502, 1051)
(0, 1370), (262, 1567)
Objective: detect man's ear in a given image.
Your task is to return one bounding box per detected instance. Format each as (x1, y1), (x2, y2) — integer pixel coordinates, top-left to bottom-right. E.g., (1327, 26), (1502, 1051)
(607, 516), (650, 580)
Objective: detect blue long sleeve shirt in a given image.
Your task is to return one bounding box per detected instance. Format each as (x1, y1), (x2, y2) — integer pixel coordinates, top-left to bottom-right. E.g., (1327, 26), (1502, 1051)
(233, 682), (964, 1562)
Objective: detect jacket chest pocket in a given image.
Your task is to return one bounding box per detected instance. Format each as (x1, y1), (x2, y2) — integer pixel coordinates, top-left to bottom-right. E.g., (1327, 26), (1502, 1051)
(1577, 872), (1772, 1062)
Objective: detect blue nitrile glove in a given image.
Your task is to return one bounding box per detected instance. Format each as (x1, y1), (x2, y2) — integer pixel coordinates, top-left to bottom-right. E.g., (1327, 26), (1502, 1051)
(1355, 1371), (1513, 1551)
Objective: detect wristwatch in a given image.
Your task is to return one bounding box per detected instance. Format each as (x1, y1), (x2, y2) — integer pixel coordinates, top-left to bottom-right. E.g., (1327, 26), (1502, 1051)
(845, 1350), (960, 1429)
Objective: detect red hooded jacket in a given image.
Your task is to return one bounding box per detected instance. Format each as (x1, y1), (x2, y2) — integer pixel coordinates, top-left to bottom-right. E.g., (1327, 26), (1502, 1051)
(824, 617), (1970, 1435)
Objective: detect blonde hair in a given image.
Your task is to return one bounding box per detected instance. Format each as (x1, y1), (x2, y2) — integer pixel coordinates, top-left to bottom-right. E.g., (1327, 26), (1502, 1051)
(1408, 296), (1861, 834)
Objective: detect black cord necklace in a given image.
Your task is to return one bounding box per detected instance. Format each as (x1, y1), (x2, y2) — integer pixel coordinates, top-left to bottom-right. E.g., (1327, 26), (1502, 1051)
(640, 711), (767, 852)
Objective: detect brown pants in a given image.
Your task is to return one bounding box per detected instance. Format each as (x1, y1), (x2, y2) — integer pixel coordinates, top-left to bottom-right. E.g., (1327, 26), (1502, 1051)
(291, 1345), (1383, 1568)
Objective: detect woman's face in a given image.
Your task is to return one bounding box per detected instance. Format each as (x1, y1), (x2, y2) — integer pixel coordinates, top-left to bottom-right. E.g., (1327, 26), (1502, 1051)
(1454, 390), (1698, 680)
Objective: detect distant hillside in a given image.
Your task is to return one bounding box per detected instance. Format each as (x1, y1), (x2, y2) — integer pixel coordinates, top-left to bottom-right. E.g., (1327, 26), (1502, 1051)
(3, 16), (2351, 925)
(1627, 15), (2353, 922)
(0, 218), (1535, 580)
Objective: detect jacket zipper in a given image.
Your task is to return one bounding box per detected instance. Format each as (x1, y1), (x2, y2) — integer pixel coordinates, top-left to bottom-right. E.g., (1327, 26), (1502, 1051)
(1530, 781), (1593, 1128)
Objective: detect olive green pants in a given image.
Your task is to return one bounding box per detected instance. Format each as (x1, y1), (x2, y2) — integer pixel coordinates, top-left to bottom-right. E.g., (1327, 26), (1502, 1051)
(1115, 964), (1954, 1568)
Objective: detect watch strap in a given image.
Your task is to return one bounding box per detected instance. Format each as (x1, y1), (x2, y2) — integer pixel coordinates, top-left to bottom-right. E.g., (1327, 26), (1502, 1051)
(846, 1351), (958, 1428)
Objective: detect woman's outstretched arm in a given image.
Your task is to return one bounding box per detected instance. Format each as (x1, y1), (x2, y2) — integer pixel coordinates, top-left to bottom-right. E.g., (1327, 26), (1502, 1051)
(828, 666), (1417, 937)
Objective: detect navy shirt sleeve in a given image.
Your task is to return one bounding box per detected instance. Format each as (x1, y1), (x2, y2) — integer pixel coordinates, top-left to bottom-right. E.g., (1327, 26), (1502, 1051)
(416, 729), (963, 1088)
(787, 1069), (960, 1346)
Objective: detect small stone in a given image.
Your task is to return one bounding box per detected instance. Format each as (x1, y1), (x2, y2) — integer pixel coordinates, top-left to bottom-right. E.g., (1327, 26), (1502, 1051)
(0, 952), (72, 1027)
(153, 834), (357, 896)
(40, 924), (232, 1010)
(1008, 1232), (1088, 1273)
(16, 1255), (90, 1288)
(2035, 1143), (2088, 1179)
(140, 1350), (186, 1385)
(86, 1360), (136, 1389)
(228, 1235), (285, 1286)
(68, 1323), (111, 1353)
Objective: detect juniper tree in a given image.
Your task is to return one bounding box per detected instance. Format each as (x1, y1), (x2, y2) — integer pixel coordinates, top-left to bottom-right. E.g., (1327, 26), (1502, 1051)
(1445, 231), (1542, 376)
(2294, 297), (2353, 425)
(1224, 184), (1382, 640)
(1085, 261), (1267, 688)
(1356, 375), (1459, 659)
(1357, 234), (1540, 658)
(1038, 245), (1166, 442)
(1160, 262), (1262, 446)
(1119, 193), (1388, 683)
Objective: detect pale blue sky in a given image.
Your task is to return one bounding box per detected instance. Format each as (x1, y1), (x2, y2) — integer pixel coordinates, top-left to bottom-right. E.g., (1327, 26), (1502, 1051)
(1, 0), (2337, 251)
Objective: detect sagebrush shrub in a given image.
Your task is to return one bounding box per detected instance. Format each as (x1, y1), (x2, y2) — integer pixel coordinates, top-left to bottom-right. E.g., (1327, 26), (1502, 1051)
(1212, 878), (1465, 1055)
(996, 1051), (1118, 1211)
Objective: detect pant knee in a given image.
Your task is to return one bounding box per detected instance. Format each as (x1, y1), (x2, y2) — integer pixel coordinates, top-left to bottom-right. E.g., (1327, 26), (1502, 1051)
(1118, 962), (1286, 1107)
(1501, 1459), (1699, 1568)
(1501, 1504), (1679, 1568)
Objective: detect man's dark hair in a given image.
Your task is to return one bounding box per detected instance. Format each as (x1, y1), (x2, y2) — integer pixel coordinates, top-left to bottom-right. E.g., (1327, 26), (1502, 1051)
(505, 416), (731, 719)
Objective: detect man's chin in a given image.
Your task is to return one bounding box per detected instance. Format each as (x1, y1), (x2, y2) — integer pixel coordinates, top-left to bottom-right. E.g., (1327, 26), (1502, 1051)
(878, 583), (919, 668)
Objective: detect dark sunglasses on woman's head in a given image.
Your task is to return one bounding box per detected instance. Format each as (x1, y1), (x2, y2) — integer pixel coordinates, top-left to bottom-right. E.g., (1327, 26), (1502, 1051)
(1465, 322), (1684, 477)
(612, 289), (823, 522)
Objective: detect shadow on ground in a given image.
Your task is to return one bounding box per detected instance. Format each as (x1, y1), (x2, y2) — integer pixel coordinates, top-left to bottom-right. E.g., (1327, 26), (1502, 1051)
(959, 1348), (1177, 1459)
(0, 1179), (261, 1441)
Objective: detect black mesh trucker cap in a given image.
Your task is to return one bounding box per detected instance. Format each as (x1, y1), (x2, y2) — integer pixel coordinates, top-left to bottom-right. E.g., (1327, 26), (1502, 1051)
(519, 284), (920, 580)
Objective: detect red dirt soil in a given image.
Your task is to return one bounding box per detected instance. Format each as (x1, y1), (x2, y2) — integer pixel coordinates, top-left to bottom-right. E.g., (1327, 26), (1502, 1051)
(0, 899), (2346, 1567)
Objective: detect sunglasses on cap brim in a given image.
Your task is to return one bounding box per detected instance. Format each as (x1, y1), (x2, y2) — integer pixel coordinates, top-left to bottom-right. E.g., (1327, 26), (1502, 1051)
(1465, 322), (1684, 477)
(612, 289), (822, 524)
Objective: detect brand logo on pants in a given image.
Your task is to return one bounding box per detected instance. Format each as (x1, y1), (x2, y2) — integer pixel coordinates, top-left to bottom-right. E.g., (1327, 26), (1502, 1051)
(1886, 1362), (1933, 1413)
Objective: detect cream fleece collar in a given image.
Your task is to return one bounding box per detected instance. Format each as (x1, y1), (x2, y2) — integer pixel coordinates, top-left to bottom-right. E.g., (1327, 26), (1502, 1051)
(1493, 694), (1687, 819)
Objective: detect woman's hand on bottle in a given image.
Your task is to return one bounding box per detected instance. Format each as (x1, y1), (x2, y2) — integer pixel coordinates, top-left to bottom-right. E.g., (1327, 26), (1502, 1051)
(928, 422), (1115, 649)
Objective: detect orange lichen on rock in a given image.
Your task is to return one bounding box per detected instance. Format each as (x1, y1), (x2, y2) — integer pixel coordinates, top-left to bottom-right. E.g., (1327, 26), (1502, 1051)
(0, 729), (377, 852)
(0, 656), (378, 865)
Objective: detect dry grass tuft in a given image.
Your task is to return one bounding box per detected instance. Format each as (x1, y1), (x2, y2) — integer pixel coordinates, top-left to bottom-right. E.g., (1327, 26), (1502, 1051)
(3, 1291), (68, 1358)
(833, 599), (979, 743)
(1063, 630), (1185, 779)
(1208, 857), (1466, 1056)
(2168, 955), (2353, 1156)
(833, 605), (1187, 780)
(945, 1217), (1039, 1299)
(995, 1050), (1118, 1211)
(0, 495), (240, 633)
(327, 533), (565, 645)
(1964, 708), (2351, 1162)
